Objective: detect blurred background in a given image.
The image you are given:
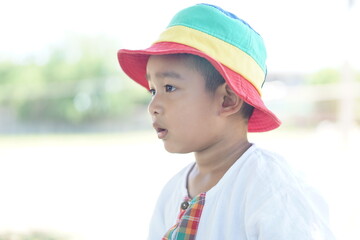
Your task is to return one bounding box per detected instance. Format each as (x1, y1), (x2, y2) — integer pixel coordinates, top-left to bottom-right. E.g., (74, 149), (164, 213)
(0, 0), (359, 239)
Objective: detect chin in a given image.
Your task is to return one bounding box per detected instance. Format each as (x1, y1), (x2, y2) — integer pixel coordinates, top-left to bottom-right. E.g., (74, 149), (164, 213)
(164, 143), (192, 154)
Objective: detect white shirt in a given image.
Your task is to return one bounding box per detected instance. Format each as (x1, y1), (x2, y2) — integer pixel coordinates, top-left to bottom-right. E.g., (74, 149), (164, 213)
(148, 145), (335, 240)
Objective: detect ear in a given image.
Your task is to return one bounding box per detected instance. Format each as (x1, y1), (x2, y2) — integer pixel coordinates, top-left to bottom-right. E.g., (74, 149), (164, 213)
(218, 84), (244, 117)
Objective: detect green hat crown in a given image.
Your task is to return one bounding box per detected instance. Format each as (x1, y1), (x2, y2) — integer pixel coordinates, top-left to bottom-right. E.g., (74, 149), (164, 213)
(155, 3), (267, 93)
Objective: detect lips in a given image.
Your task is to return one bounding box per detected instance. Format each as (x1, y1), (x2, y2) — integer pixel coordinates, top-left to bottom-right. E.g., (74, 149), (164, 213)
(153, 123), (168, 139)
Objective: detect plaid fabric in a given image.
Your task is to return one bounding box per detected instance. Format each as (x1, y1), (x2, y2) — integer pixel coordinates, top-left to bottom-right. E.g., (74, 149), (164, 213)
(163, 193), (206, 240)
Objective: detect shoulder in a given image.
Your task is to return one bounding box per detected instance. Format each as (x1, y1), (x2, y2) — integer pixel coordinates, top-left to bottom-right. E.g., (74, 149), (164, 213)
(242, 145), (319, 206)
(243, 146), (335, 240)
(239, 145), (293, 186)
(243, 145), (297, 185)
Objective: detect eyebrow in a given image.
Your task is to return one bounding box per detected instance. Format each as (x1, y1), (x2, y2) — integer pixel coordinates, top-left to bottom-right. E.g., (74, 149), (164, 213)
(146, 71), (182, 81)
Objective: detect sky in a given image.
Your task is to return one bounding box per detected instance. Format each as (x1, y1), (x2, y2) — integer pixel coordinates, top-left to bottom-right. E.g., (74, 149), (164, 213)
(0, 0), (359, 73)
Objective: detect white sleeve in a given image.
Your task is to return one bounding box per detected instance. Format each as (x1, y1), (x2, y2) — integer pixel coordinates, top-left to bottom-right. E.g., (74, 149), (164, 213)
(245, 184), (335, 240)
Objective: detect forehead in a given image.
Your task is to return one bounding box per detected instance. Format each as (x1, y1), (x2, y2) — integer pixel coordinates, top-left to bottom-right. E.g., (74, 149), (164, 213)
(146, 55), (199, 80)
(147, 54), (194, 69)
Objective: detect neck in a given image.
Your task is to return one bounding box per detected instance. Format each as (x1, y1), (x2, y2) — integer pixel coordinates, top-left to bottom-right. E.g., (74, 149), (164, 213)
(193, 130), (251, 176)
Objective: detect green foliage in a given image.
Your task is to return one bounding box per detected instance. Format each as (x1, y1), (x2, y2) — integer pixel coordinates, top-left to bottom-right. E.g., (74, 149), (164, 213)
(356, 71), (360, 82)
(0, 35), (150, 127)
(307, 68), (340, 85)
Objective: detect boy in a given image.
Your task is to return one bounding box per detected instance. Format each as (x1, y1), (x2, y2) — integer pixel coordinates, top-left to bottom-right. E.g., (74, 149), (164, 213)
(117, 3), (335, 240)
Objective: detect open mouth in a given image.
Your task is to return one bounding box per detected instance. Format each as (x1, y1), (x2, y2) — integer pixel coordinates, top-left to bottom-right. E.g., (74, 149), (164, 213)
(155, 127), (168, 139)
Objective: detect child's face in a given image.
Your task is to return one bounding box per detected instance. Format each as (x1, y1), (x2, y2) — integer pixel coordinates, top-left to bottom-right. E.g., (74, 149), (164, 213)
(146, 55), (222, 153)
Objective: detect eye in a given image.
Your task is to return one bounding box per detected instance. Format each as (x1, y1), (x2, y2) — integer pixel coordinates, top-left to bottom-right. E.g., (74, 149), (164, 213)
(165, 85), (176, 92)
(149, 89), (156, 96)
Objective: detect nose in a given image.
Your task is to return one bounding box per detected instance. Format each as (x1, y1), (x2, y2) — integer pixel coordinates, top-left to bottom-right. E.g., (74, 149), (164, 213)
(148, 94), (163, 116)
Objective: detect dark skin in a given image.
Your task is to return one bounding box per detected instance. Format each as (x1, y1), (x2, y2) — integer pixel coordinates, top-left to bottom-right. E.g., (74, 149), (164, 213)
(187, 83), (251, 198)
(147, 55), (251, 199)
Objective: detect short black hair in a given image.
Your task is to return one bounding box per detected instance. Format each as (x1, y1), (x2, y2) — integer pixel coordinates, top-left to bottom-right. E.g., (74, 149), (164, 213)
(177, 53), (254, 120)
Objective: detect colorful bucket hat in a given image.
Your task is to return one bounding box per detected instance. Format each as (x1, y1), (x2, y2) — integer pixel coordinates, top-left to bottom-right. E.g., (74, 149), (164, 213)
(117, 3), (281, 132)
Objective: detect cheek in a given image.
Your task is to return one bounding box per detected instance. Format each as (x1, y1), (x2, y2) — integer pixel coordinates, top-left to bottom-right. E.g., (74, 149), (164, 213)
(176, 104), (216, 134)
(164, 104), (219, 153)
(167, 92), (218, 130)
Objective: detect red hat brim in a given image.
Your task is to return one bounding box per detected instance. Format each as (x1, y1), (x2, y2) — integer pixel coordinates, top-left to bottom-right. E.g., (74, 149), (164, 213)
(117, 42), (281, 132)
